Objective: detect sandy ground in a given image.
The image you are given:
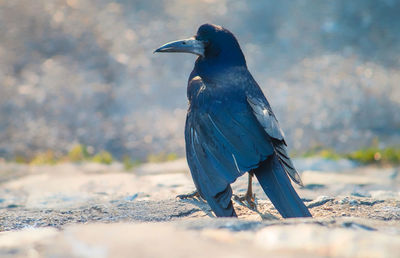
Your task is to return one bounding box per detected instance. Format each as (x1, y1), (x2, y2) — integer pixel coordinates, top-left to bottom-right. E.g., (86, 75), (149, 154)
(0, 159), (399, 257)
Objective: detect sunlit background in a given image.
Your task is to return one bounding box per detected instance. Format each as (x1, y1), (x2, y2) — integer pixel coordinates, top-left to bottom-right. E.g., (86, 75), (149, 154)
(1, 0), (400, 162)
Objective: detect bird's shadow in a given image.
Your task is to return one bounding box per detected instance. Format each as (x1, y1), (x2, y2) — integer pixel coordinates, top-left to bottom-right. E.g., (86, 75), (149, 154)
(177, 196), (279, 220)
(176, 197), (216, 218)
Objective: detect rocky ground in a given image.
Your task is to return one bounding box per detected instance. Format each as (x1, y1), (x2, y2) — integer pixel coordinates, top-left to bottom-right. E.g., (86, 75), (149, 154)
(0, 158), (399, 257)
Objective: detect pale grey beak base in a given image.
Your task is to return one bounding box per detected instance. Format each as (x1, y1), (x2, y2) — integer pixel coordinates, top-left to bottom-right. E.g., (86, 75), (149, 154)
(154, 38), (205, 57)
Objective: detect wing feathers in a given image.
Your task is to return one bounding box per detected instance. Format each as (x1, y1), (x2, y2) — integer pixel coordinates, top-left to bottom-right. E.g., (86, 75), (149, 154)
(247, 95), (303, 186)
(247, 96), (285, 140)
(273, 140), (304, 186)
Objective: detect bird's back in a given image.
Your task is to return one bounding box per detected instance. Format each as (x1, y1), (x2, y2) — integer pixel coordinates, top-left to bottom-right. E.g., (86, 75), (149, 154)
(184, 70), (273, 190)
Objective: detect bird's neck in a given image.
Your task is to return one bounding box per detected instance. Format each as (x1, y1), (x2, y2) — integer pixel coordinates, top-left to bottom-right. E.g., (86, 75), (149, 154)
(194, 57), (247, 81)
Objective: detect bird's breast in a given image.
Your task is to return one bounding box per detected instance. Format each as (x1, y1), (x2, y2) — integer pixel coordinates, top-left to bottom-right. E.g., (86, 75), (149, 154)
(187, 71), (249, 114)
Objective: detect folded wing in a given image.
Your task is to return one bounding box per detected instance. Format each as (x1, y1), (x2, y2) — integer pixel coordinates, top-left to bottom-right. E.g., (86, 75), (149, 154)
(247, 95), (303, 186)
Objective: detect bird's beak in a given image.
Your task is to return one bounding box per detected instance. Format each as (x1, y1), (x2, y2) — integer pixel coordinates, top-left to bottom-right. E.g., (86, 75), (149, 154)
(154, 38), (205, 57)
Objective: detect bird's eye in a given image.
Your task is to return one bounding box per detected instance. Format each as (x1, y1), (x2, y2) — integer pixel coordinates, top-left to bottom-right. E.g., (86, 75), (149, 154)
(195, 35), (205, 41)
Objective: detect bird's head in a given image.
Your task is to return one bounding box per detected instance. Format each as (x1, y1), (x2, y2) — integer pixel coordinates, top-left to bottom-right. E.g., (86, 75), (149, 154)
(154, 24), (246, 67)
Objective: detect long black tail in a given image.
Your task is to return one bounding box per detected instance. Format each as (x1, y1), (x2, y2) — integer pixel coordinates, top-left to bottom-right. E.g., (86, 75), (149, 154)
(253, 154), (312, 218)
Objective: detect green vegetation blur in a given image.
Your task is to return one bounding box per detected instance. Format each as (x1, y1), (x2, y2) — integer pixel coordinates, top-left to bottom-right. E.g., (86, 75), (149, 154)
(299, 139), (400, 165)
(13, 144), (180, 169)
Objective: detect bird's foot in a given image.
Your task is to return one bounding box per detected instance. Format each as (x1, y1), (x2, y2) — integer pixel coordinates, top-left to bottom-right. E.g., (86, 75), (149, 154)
(233, 192), (257, 211)
(176, 190), (201, 200)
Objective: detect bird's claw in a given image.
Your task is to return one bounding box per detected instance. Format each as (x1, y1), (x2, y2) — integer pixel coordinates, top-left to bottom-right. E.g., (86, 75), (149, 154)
(176, 190), (201, 200)
(233, 193), (257, 211)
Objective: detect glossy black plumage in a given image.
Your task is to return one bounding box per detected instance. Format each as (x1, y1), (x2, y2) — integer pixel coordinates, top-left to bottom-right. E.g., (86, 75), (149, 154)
(157, 24), (311, 218)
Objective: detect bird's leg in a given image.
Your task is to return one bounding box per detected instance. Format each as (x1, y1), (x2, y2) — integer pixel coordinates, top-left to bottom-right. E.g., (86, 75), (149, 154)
(246, 171), (256, 208)
(176, 190), (201, 200)
(244, 171), (257, 209)
(233, 172), (257, 210)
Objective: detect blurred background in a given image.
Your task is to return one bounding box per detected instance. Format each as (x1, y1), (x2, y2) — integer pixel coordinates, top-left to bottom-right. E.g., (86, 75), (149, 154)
(0, 0), (399, 163)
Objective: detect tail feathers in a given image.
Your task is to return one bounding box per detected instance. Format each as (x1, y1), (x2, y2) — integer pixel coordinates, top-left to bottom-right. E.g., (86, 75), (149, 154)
(254, 155), (311, 218)
(205, 184), (237, 217)
(273, 140), (303, 186)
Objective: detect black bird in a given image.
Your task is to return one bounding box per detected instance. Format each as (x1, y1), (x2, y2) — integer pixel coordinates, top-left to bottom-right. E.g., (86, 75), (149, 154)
(154, 24), (311, 218)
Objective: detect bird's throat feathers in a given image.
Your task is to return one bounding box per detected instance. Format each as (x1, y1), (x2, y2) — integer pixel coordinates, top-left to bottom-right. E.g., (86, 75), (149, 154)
(194, 43), (247, 74)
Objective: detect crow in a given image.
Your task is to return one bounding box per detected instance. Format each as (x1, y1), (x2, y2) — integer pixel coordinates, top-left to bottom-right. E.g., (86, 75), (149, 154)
(155, 24), (311, 218)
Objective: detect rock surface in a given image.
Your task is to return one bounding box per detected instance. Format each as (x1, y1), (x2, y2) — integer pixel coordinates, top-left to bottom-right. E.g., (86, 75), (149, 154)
(0, 159), (399, 257)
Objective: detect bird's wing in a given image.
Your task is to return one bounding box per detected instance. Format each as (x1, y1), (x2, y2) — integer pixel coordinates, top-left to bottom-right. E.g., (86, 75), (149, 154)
(185, 113), (236, 216)
(246, 96), (285, 141)
(246, 95), (303, 186)
(184, 78), (276, 215)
